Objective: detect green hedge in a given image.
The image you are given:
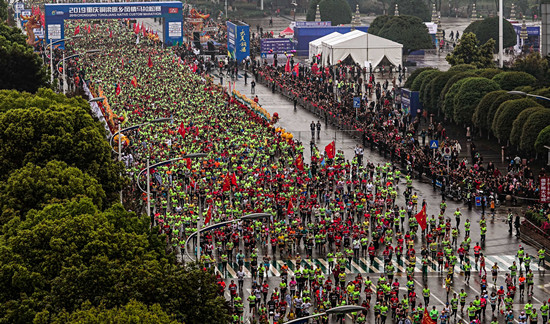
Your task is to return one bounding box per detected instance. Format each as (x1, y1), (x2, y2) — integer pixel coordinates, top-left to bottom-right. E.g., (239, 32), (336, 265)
(520, 110), (550, 151)
(472, 90), (506, 130)
(535, 125), (550, 153)
(404, 67), (434, 89)
(492, 98), (541, 144)
(492, 71), (537, 91)
(453, 77), (500, 126)
(486, 93), (521, 136)
(510, 107), (545, 148)
(420, 71), (443, 108)
(438, 71), (477, 110)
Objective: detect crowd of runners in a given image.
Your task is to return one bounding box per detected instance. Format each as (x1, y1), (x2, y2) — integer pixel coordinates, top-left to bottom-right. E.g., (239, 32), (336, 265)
(63, 17), (550, 324)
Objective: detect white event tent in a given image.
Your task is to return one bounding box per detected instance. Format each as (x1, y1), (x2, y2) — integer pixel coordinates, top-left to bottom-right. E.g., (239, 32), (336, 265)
(319, 30), (403, 68)
(308, 32), (342, 58)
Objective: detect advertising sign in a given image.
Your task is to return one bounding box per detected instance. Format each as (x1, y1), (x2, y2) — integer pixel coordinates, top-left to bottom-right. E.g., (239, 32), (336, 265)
(295, 21), (331, 27)
(227, 21), (249, 62)
(260, 38), (293, 55)
(540, 177), (550, 203)
(45, 2), (183, 47)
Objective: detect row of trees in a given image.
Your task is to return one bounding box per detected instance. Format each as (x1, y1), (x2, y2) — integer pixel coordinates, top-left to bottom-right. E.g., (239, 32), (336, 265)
(406, 51), (550, 154)
(0, 88), (229, 321)
(0, 22), (48, 93)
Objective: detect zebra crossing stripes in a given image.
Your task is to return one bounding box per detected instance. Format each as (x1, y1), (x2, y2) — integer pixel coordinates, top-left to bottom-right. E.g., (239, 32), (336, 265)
(218, 255), (545, 279)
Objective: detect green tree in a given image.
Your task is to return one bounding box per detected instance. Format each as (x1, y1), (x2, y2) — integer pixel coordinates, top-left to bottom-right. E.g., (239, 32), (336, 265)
(389, 0), (430, 21)
(0, 22), (27, 45)
(49, 300), (181, 324)
(445, 32), (495, 68)
(511, 52), (550, 85)
(427, 71), (456, 114)
(404, 67), (434, 89)
(491, 98), (541, 144)
(438, 71), (477, 110)
(0, 198), (230, 323)
(0, 161), (106, 218)
(0, 35), (48, 93)
(443, 78), (469, 121)
(463, 17), (516, 51)
(447, 64), (477, 72)
(486, 92), (521, 136)
(0, 2), (7, 23)
(0, 89), (123, 203)
(306, 0), (352, 25)
(535, 125), (550, 153)
(530, 87), (550, 108)
(520, 110), (550, 151)
(370, 15), (433, 53)
(411, 69), (439, 91)
(453, 77), (500, 126)
(472, 90), (506, 131)
(420, 71), (443, 111)
(367, 15), (391, 35)
(510, 106), (545, 148)
(491, 71), (537, 91)
(476, 68), (502, 79)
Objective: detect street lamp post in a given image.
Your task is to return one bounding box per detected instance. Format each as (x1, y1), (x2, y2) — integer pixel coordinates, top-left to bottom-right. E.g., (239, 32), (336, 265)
(46, 35), (83, 87)
(137, 153), (207, 220)
(185, 212), (271, 262)
(507, 91), (550, 102)
(283, 305), (367, 324)
(58, 49), (101, 94)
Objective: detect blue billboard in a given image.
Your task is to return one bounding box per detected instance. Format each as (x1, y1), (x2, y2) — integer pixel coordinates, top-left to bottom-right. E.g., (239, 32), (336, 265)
(260, 38), (293, 56)
(227, 21), (249, 62)
(45, 2), (183, 47)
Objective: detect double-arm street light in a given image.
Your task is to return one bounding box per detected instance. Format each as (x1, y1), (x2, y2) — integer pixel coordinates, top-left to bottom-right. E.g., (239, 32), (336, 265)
(109, 117), (173, 204)
(185, 212), (271, 262)
(137, 153), (208, 220)
(46, 35), (84, 85)
(508, 91), (550, 102)
(283, 305), (367, 323)
(57, 49), (101, 94)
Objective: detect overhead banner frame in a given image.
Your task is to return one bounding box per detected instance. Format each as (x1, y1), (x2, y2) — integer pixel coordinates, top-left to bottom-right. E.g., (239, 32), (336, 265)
(45, 2), (183, 48)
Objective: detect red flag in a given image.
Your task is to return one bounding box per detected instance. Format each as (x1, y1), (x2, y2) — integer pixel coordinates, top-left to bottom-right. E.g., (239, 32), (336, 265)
(284, 56), (291, 73)
(87, 25), (91, 34)
(222, 174), (231, 191)
(134, 23), (138, 34)
(231, 173), (237, 186)
(131, 76), (137, 87)
(74, 25), (80, 35)
(148, 54), (153, 68)
(178, 122), (186, 137)
(422, 309), (436, 324)
(109, 30), (113, 38)
(287, 199), (294, 215)
(186, 158), (192, 169)
(204, 205), (212, 225)
(296, 155), (304, 171)
(325, 141), (335, 159)
(293, 63), (299, 75)
(115, 83), (121, 96)
(415, 205), (428, 231)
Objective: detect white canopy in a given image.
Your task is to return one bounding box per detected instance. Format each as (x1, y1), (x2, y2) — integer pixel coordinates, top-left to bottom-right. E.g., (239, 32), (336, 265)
(308, 32), (342, 58)
(320, 30), (403, 68)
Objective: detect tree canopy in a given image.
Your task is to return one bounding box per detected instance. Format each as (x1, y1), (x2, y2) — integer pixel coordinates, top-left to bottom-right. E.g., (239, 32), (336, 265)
(0, 88), (123, 205)
(389, 0), (430, 21)
(369, 15), (433, 53)
(511, 52), (550, 85)
(520, 110), (550, 151)
(0, 198), (230, 323)
(446, 32), (495, 68)
(472, 90), (506, 130)
(463, 17), (516, 51)
(0, 32), (48, 93)
(0, 161), (106, 218)
(491, 71), (537, 91)
(491, 98), (541, 144)
(510, 106), (545, 148)
(306, 0), (351, 25)
(453, 77), (500, 126)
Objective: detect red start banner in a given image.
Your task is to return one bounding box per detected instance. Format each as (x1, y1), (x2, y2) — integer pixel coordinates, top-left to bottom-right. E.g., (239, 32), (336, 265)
(540, 177), (550, 203)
